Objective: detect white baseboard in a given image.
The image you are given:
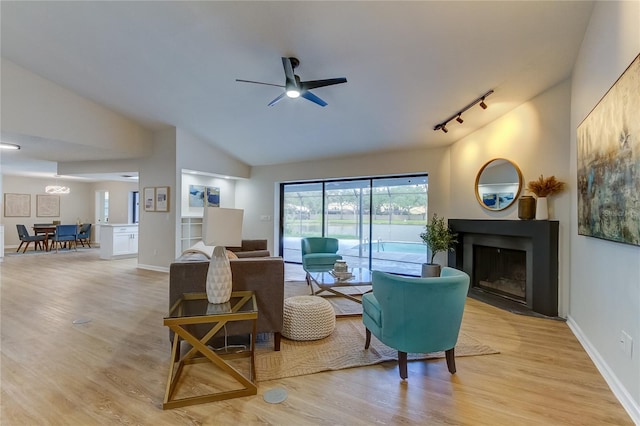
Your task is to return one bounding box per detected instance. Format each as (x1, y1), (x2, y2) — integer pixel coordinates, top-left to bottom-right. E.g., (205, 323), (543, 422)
(567, 315), (639, 424)
(137, 263), (169, 273)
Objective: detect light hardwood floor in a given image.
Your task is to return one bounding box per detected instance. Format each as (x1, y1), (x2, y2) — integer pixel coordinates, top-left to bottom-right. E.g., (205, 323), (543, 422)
(0, 249), (632, 425)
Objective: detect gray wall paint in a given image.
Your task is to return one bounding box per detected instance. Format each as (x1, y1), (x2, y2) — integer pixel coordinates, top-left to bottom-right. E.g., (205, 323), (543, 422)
(570, 0), (640, 414)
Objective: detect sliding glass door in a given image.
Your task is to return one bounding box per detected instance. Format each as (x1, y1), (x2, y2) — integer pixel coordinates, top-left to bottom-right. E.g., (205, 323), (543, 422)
(281, 174), (428, 276)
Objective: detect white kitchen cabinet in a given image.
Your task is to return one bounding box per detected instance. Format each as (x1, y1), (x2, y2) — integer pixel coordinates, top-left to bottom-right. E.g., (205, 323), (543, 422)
(100, 224), (138, 259)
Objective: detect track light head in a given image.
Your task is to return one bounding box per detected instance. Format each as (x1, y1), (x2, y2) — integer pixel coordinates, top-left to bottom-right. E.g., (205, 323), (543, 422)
(456, 114), (464, 124)
(441, 124), (448, 133)
(479, 98), (488, 109)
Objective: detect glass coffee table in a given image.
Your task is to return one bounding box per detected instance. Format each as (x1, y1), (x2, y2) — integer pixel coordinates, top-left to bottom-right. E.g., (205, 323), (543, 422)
(306, 267), (373, 317)
(163, 291), (257, 409)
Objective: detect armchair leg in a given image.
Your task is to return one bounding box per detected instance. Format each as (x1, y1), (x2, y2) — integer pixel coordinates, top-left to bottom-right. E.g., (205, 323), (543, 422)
(22, 241), (31, 253)
(16, 242), (24, 252)
(398, 351), (408, 379)
(445, 348), (456, 374)
(365, 328), (371, 349)
(274, 332), (281, 351)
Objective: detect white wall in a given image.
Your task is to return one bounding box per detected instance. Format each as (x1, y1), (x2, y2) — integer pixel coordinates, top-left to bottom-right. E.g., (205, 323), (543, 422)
(175, 128), (250, 180)
(137, 128), (178, 270)
(569, 1), (640, 419)
(1, 59), (152, 157)
(450, 80), (572, 315)
(89, 180), (139, 225)
(235, 146), (451, 261)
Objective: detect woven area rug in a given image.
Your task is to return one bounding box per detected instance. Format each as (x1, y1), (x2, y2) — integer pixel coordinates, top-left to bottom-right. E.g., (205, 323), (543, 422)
(255, 316), (498, 382)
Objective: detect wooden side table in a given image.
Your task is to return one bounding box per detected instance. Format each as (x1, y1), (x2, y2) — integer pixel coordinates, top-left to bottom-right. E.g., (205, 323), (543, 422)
(163, 291), (257, 409)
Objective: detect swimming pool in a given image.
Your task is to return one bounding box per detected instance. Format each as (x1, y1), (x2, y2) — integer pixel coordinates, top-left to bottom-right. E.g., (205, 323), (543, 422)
(351, 241), (427, 254)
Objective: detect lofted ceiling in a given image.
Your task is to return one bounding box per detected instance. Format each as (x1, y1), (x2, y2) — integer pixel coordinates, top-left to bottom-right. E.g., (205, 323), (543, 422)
(0, 1), (594, 181)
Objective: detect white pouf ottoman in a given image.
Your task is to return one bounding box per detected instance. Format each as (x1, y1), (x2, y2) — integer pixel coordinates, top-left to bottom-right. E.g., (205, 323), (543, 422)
(282, 296), (336, 341)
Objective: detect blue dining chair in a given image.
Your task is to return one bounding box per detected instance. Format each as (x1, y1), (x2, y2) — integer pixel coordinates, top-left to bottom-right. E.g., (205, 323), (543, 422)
(362, 267), (470, 379)
(76, 223), (92, 247)
(16, 224), (46, 253)
(51, 224), (78, 252)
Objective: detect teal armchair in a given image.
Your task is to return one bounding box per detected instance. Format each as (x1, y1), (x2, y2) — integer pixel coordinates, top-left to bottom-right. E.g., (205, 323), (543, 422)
(362, 267), (470, 379)
(301, 237), (342, 273)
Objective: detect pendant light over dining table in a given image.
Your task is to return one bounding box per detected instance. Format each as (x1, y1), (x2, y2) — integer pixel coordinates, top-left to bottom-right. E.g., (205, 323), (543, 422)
(46, 175), (70, 194)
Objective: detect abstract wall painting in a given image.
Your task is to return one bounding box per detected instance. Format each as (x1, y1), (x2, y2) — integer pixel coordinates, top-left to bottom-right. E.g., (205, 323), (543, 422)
(482, 193), (497, 208)
(189, 185), (205, 207)
(498, 192), (514, 209)
(577, 54), (640, 246)
(206, 187), (220, 207)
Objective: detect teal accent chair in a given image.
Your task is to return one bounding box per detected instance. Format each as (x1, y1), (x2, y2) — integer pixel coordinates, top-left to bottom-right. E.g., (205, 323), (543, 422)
(301, 237), (342, 273)
(51, 225), (78, 252)
(362, 267), (470, 379)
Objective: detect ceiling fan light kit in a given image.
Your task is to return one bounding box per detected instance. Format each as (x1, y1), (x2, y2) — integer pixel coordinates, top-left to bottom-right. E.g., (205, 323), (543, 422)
(434, 89), (494, 133)
(237, 57), (347, 107)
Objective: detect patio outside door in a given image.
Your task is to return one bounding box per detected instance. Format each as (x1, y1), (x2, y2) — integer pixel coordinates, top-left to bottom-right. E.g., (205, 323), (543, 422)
(281, 175), (428, 276)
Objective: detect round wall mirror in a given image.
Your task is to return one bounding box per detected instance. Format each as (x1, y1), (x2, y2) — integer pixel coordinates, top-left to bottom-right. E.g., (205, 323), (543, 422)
(475, 158), (523, 211)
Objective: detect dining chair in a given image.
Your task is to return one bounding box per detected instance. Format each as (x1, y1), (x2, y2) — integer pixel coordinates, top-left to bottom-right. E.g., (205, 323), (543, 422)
(76, 223), (92, 247)
(16, 224), (46, 253)
(51, 224), (78, 252)
(362, 267), (470, 379)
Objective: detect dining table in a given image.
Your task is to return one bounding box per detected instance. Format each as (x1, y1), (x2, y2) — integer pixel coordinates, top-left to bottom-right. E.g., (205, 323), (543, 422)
(32, 225), (57, 251)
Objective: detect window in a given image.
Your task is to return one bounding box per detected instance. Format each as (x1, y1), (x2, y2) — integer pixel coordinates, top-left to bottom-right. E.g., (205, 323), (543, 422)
(281, 174), (428, 276)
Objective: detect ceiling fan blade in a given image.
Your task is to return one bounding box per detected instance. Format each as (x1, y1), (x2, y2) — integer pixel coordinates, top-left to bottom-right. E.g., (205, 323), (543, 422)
(236, 79), (284, 88)
(301, 90), (328, 107)
(300, 78), (347, 91)
(282, 57), (297, 86)
(267, 92), (287, 107)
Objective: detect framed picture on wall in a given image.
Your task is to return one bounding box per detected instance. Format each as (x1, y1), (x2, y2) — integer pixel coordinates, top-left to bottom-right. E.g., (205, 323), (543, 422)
(156, 186), (170, 212)
(206, 187), (220, 207)
(36, 194), (60, 217)
(144, 187), (155, 212)
(482, 193), (497, 208)
(577, 54), (640, 246)
(3, 193), (30, 217)
(188, 185), (205, 207)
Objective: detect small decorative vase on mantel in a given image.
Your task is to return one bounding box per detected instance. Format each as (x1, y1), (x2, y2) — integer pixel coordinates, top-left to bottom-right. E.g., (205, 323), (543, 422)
(518, 196), (536, 220)
(535, 197), (549, 220)
(205, 246), (233, 304)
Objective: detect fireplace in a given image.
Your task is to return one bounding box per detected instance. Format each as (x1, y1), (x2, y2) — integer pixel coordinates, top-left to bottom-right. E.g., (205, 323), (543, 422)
(448, 219), (558, 317)
(473, 245), (527, 303)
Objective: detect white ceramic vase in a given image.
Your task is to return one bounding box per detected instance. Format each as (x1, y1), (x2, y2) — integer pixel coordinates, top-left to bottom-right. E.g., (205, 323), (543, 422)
(535, 197), (549, 220)
(205, 246), (233, 304)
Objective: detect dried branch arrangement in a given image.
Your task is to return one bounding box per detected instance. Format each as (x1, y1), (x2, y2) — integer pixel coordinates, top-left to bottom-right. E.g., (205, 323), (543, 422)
(526, 175), (566, 197)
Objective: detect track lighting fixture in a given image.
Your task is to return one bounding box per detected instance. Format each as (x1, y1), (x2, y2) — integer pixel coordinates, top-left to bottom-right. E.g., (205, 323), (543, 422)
(433, 89), (494, 133)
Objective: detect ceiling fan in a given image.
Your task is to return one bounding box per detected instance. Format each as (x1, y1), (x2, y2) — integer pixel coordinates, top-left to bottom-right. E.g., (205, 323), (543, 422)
(236, 57), (347, 107)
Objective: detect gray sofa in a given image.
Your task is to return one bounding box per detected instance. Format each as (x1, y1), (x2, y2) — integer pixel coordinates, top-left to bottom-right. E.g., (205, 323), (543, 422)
(227, 239), (271, 258)
(169, 251), (284, 351)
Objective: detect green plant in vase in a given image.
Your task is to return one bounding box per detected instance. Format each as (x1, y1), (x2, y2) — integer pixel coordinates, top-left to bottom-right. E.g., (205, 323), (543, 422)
(419, 213), (458, 277)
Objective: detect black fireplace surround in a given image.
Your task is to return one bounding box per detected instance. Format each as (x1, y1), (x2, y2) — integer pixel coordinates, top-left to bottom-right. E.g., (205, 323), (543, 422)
(448, 219), (559, 317)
